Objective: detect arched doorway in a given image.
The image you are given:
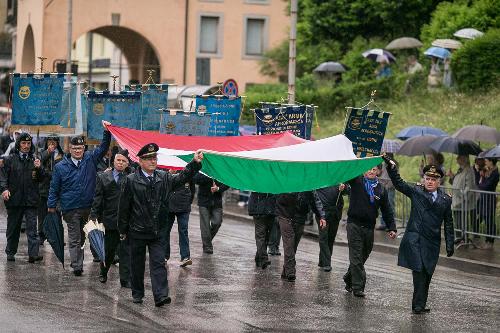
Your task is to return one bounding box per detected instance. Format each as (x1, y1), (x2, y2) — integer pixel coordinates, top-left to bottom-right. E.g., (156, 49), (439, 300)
(74, 26), (161, 88)
(21, 25), (35, 72)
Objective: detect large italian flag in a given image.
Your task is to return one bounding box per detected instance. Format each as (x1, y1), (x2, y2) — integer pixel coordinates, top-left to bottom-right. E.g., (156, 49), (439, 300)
(108, 125), (381, 193)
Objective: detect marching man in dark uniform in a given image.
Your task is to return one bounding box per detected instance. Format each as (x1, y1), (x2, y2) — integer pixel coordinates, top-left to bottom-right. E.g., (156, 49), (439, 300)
(0, 133), (44, 262)
(89, 149), (132, 287)
(248, 192), (276, 269)
(384, 155), (454, 314)
(118, 143), (203, 307)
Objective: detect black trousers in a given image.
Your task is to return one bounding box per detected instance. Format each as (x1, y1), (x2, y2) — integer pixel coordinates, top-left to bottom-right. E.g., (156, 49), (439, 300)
(268, 217), (281, 252)
(129, 236), (168, 303)
(317, 211), (341, 268)
(5, 206), (39, 257)
(254, 215), (274, 266)
(278, 217), (304, 278)
(344, 223), (374, 292)
(412, 267), (433, 310)
(37, 196), (48, 240)
(100, 230), (131, 282)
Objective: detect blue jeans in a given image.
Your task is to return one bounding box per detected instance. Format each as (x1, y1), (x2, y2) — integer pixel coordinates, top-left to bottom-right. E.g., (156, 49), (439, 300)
(165, 212), (191, 260)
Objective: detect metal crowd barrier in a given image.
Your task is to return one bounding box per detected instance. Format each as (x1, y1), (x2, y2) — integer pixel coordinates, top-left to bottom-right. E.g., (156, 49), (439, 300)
(392, 183), (499, 246)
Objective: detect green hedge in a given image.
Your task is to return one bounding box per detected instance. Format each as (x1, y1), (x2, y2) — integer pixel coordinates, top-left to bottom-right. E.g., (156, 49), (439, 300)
(452, 29), (500, 91)
(242, 72), (427, 124)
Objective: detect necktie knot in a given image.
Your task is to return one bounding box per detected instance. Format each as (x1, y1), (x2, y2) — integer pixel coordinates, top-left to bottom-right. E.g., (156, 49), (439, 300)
(22, 153), (27, 160)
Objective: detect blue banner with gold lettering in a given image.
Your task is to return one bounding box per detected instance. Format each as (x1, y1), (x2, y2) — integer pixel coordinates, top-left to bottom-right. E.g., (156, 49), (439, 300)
(343, 108), (391, 157)
(159, 111), (211, 136)
(126, 84), (169, 131)
(195, 96), (241, 136)
(11, 73), (66, 129)
(86, 91), (141, 140)
(254, 104), (314, 139)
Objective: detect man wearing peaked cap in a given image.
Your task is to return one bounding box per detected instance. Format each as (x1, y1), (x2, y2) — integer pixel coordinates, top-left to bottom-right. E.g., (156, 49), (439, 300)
(136, 143), (159, 158)
(384, 155), (454, 315)
(423, 164), (444, 178)
(90, 148), (132, 287)
(0, 131), (44, 263)
(47, 120), (112, 276)
(118, 143), (203, 307)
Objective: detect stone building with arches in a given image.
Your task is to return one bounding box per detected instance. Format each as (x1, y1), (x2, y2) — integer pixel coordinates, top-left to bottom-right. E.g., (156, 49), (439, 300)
(16, 0), (288, 90)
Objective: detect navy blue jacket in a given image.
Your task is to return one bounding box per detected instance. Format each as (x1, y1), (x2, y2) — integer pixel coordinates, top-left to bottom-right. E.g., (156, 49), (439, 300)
(47, 130), (111, 212)
(388, 166), (454, 274)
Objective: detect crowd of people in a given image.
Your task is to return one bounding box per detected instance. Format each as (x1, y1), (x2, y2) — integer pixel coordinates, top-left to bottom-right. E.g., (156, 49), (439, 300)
(0, 122), (492, 314)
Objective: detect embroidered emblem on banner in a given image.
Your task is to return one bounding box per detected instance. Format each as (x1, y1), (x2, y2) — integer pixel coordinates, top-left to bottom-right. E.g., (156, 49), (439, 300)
(93, 103), (104, 115)
(18, 86), (30, 99)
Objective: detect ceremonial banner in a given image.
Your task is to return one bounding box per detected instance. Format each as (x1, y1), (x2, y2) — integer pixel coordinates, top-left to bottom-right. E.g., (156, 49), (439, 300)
(195, 96), (241, 136)
(138, 84), (169, 131)
(86, 91), (141, 140)
(343, 108), (391, 157)
(11, 73), (79, 134)
(159, 111), (211, 136)
(107, 125), (305, 169)
(176, 135), (381, 193)
(254, 103), (315, 139)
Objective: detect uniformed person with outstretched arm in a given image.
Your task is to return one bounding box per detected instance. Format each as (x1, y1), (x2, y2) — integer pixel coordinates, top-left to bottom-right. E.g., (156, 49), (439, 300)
(118, 143), (203, 307)
(384, 155), (454, 314)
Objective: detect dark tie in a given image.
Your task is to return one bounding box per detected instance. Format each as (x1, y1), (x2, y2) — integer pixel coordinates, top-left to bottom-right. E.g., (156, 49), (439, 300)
(117, 172), (125, 183)
(77, 161), (80, 168)
(22, 153), (27, 161)
(148, 176), (154, 184)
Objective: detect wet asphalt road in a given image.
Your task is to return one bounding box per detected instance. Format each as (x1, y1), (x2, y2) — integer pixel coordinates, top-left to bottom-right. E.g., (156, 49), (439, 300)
(0, 209), (499, 332)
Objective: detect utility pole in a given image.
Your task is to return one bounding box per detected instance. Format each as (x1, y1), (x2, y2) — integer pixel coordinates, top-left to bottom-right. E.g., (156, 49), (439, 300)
(66, 0), (73, 78)
(287, 0), (297, 104)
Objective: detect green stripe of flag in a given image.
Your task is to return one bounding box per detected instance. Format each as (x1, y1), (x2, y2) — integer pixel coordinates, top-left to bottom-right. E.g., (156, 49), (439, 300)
(179, 153), (382, 194)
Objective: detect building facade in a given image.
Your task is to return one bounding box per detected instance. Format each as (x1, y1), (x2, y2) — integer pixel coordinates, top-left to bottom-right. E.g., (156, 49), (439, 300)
(16, 0), (288, 91)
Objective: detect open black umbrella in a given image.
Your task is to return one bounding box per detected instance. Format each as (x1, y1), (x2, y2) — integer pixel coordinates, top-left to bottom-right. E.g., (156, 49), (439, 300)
(397, 135), (438, 156)
(430, 137), (482, 155)
(43, 212), (65, 268)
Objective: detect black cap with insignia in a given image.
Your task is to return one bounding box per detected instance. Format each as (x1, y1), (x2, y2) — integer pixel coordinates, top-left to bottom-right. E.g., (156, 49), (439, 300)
(137, 143), (159, 158)
(70, 136), (85, 146)
(18, 133), (32, 142)
(423, 164), (444, 178)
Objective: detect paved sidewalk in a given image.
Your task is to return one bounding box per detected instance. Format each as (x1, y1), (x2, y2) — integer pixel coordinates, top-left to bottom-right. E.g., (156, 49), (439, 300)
(220, 201), (500, 276)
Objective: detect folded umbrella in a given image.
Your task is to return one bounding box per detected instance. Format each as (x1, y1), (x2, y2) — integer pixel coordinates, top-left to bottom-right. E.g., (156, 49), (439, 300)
(83, 220), (106, 264)
(430, 136), (482, 155)
(43, 212), (65, 268)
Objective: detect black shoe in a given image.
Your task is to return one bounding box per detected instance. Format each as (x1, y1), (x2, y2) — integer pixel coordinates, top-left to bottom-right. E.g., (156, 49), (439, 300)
(132, 298), (143, 304)
(99, 274), (107, 283)
(6, 255), (15, 262)
(345, 285), (353, 292)
(353, 290), (365, 297)
(28, 255), (43, 263)
(261, 260), (271, 269)
(203, 249), (213, 254)
(155, 296), (172, 307)
(280, 273), (287, 280)
(112, 256), (119, 265)
(322, 266), (332, 272)
(120, 280), (131, 288)
(93, 258), (101, 263)
(73, 270), (83, 276)
(287, 275), (296, 282)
